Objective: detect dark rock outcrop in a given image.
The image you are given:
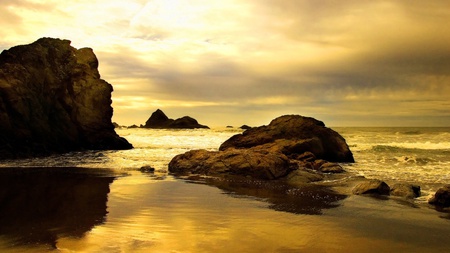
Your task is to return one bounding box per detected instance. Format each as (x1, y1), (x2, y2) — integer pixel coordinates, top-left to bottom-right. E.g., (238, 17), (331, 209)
(352, 179), (390, 195)
(428, 185), (450, 207)
(143, 109), (209, 129)
(169, 115), (353, 183)
(0, 38), (132, 159)
(220, 115), (354, 162)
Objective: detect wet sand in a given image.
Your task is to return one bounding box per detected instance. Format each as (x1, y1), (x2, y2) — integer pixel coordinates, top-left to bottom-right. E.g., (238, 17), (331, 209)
(0, 167), (449, 252)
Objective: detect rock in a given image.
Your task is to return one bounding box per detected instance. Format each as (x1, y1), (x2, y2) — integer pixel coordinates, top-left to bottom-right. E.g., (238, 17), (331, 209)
(0, 38), (132, 159)
(240, 125), (252, 130)
(318, 162), (345, 173)
(140, 165), (155, 173)
(143, 109), (209, 129)
(169, 148), (293, 180)
(284, 169), (324, 187)
(352, 179), (390, 195)
(390, 183), (421, 199)
(169, 114), (354, 183)
(428, 185), (450, 207)
(219, 115), (354, 162)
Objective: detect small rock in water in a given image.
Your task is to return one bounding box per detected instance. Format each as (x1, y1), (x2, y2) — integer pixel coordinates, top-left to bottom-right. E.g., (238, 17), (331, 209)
(318, 162), (345, 173)
(390, 183), (421, 199)
(352, 179), (390, 195)
(140, 165), (155, 173)
(428, 185), (450, 207)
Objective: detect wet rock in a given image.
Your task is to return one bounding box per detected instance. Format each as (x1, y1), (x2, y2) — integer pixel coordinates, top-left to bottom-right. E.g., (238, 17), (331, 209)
(169, 115), (354, 182)
(428, 185), (450, 207)
(140, 165), (155, 173)
(219, 115), (354, 162)
(0, 38), (132, 159)
(143, 109), (209, 129)
(352, 179), (390, 195)
(284, 169), (324, 187)
(318, 162), (345, 173)
(390, 183), (421, 199)
(169, 148), (293, 180)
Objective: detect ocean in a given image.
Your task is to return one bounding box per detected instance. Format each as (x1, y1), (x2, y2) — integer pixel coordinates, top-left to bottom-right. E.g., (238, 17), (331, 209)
(0, 127), (449, 252)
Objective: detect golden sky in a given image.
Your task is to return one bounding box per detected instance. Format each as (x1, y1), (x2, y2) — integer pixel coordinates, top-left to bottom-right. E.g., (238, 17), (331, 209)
(1, 0), (450, 126)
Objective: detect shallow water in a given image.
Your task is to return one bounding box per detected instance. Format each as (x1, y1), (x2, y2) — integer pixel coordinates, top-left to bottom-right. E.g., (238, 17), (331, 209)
(0, 127), (449, 252)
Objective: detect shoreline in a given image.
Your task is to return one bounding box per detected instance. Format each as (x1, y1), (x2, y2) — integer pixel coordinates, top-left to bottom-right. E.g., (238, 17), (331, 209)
(0, 166), (449, 252)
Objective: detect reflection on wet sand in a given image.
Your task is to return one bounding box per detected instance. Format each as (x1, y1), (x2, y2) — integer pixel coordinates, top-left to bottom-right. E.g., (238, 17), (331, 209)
(0, 167), (116, 249)
(182, 175), (347, 215)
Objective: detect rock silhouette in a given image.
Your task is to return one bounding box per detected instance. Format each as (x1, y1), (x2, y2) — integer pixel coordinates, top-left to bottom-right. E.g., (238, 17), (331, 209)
(143, 109), (209, 129)
(0, 38), (132, 159)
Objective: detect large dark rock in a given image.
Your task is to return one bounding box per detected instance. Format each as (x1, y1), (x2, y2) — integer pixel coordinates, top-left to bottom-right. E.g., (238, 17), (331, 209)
(0, 38), (132, 158)
(428, 185), (450, 207)
(219, 115), (354, 162)
(169, 148), (293, 180)
(143, 109), (209, 129)
(169, 115), (353, 182)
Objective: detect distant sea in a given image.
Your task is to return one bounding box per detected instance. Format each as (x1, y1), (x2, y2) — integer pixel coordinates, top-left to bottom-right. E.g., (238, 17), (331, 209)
(1, 127), (449, 252)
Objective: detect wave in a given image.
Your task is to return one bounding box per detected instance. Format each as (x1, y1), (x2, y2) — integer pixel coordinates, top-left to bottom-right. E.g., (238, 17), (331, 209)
(370, 143), (450, 152)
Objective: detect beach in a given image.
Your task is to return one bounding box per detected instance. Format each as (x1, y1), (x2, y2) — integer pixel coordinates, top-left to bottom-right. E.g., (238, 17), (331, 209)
(0, 127), (449, 252)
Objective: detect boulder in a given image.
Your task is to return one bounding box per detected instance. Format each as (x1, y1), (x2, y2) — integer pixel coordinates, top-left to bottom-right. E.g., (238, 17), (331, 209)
(318, 162), (345, 173)
(143, 109), (209, 129)
(428, 185), (450, 207)
(352, 179), (390, 195)
(0, 38), (132, 159)
(140, 165), (155, 173)
(390, 183), (421, 199)
(169, 148), (293, 180)
(169, 114), (354, 182)
(219, 115), (354, 162)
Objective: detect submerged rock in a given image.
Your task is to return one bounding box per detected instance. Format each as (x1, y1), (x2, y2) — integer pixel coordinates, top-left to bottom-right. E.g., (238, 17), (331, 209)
(143, 109), (209, 129)
(352, 179), (390, 195)
(0, 38), (132, 159)
(428, 185), (450, 207)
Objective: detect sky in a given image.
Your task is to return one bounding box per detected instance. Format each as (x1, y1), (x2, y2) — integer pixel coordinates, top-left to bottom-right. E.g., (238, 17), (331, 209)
(1, 0), (450, 127)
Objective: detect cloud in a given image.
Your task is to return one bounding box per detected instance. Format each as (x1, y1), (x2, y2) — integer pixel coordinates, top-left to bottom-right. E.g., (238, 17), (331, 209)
(1, 0), (450, 126)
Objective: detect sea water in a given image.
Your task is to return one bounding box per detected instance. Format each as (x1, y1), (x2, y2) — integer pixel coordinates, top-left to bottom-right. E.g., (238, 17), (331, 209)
(0, 127), (449, 252)
(2, 127), (448, 188)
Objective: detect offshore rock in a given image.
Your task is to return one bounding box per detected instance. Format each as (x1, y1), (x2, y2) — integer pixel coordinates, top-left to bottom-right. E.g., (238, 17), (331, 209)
(219, 115), (354, 162)
(143, 109), (209, 129)
(0, 38), (132, 159)
(428, 185), (450, 207)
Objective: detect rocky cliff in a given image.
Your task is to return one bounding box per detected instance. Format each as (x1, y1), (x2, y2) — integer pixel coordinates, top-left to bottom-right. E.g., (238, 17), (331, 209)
(0, 38), (132, 159)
